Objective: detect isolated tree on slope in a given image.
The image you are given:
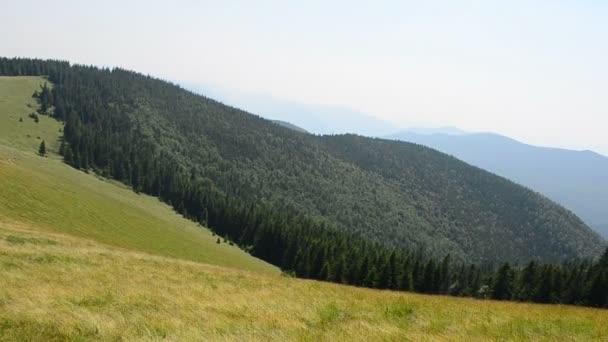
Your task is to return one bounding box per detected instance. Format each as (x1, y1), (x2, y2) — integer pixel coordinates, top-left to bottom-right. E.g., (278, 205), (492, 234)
(38, 140), (46, 156)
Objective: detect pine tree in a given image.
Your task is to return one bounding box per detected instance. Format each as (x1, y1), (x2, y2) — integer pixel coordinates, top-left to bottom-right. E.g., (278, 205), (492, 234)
(588, 247), (608, 307)
(439, 254), (451, 293)
(588, 270), (607, 307)
(516, 261), (538, 301)
(491, 263), (514, 300)
(38, 140), (46, 156)
(421, 260), (436, 293)
(399, 266), (413, 291)
(534, 266), (555, 303)
(600, 247), (608, 269)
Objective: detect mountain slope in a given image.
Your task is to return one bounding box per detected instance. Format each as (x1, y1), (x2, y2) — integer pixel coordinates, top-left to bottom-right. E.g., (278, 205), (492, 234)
(0, 58), (603, 265)
(321, 135), (605, 263)
(386, 131), (608, 238)
(2, 222), (607, 341)
(0, 76), (278, 275)
(186, 84), (397, 136)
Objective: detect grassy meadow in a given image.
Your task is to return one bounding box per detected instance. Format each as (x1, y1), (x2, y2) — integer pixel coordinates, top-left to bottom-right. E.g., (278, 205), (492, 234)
(1, 76), (607, 341)
(1, 221), (607, 341)
(0, 76), (277, 274)
(0, 76), (62, 153)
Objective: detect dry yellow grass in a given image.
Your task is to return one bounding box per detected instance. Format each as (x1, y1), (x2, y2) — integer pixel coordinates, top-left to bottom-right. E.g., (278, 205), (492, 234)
(1, 220), (607, 341)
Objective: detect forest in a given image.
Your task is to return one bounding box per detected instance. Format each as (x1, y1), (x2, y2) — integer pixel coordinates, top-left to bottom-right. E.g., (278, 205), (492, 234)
(1, 57), (605, 308)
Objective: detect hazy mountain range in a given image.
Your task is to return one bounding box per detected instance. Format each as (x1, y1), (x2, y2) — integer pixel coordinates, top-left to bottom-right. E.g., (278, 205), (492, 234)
(182, 83), (398, 137)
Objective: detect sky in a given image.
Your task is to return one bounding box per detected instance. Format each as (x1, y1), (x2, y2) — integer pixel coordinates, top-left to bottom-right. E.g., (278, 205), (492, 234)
(2, 1), (607, 154)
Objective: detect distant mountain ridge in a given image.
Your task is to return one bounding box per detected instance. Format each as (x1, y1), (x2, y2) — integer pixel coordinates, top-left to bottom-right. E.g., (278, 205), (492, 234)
(402, 126), (468, 136)
(271, 120), (308, 133)
(181, 83), (399, 137)
(386, 130), (608, 238)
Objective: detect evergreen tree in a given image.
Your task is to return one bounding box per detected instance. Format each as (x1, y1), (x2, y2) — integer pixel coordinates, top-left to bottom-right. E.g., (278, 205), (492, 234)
(587, 247), (608, 307)
(38, 140), (46, 156)
(588, 270), (607, 307)
(421, 260), (436, 293)
(399, 260), (413, 291)
(439, 254), (451, 293)
(516, 261), (538, 301)
(534, 266), (555, 303)
(1, 57), (605, 309)
(491, 263), (514, 300)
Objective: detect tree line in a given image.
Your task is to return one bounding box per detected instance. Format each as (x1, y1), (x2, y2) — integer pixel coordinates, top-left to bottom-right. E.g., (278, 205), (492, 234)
(1, 57), (606, 308)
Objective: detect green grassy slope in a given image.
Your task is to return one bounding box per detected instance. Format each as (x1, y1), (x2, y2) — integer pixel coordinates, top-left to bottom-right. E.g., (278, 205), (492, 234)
(0, 76), (277, 275)
(0, 76), (61, 152)
(1, 222), (606, 341)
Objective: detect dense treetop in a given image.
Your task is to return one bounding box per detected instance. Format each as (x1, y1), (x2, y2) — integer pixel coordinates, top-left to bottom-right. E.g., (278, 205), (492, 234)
(0, 57), (603, 266)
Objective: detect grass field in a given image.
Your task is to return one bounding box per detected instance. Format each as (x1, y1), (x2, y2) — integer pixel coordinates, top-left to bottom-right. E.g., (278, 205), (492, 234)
(1, 76), (607, 341)
(0, 76), (62, 153)
(1, 221), (607, 341)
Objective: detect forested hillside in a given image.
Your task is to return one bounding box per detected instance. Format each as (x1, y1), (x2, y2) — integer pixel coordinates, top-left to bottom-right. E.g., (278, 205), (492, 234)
(0, 57), (602, 267)
(0, 76), (278, 275)
(321, 135), (605, 263)
(386, 131), (608, 238)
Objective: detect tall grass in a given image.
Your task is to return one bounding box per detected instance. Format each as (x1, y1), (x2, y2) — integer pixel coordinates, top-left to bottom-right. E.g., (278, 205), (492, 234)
(1, 221), (606, 341)
(1, 76), (606, 341)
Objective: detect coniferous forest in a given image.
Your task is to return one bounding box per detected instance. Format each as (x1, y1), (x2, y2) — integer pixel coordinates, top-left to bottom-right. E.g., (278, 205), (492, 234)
(1, 57), (606, 308)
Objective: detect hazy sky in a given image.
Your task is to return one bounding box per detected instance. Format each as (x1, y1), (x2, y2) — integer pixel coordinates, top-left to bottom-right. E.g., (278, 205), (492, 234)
(3, 1), (607, 153)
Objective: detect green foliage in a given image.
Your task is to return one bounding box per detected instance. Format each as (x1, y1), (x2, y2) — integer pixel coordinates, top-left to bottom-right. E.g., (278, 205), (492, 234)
(492, 263), (514, 300)
(28, 112), (39, 123)
(1, 57), (605, 308)
(0, 77), (277, 274)
(0, 76), (62, 153)
(37, 140), (46, 156)
(0, 57), (601, 264)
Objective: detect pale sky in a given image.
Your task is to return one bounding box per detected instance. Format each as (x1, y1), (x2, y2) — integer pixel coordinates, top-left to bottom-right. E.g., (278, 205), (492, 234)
(2, 1), (607, 154)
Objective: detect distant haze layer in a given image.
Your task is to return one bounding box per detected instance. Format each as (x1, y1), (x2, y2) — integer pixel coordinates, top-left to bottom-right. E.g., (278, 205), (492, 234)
(2, 1), (607, 154)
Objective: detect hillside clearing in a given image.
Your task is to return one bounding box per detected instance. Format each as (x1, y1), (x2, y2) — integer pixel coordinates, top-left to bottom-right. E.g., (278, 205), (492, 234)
(0, 76), (61, 153)
(0, 76), (277, 275)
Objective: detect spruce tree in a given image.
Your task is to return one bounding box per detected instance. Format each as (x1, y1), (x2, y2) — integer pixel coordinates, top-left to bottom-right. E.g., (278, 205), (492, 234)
(421, 260), (436, 293)
(491, 263), (514, 300)
(588, 247), (608, 307)
(588, 270), (607, 307)
(534, 266), (555, 303)
(38, 140), (46, 156)
(516, 261), (538, 301)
